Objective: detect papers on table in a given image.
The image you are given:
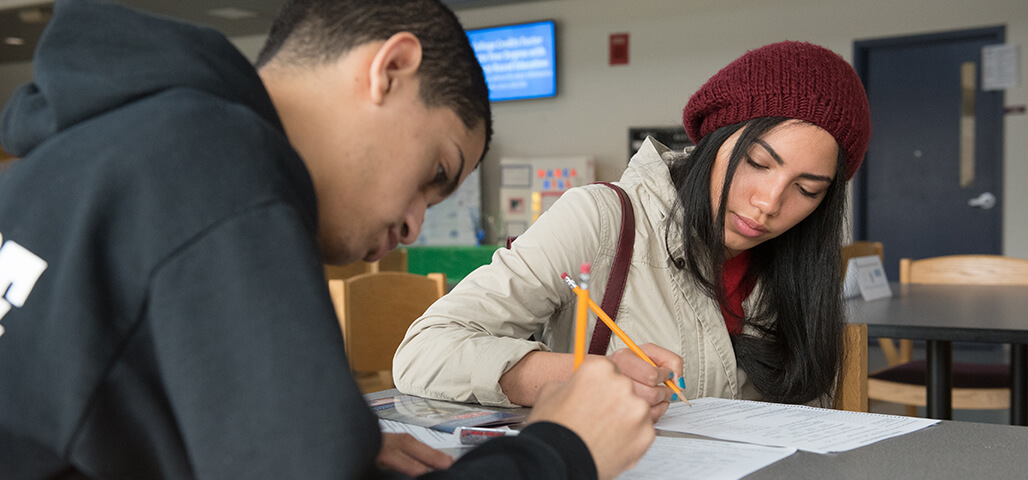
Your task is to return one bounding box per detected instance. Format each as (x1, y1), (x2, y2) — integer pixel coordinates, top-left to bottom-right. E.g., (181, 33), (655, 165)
(379, 419), (469, 451)
(618, 436), (796, 480)
(380, 396), (939, 479)
(382, 418), (795, 480)
(656, 397), (940, 453)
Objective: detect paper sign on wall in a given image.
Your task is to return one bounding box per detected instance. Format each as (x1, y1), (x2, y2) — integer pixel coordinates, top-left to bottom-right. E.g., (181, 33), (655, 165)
(982, 44), (1019, 91)
(843, 255), (892, 301)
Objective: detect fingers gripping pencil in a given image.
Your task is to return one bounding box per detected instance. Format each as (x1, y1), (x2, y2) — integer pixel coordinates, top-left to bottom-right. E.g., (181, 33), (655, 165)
(560, 271), (691, 406)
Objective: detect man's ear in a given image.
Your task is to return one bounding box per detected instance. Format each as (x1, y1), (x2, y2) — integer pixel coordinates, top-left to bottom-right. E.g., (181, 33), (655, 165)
(369, 32), (423, 105)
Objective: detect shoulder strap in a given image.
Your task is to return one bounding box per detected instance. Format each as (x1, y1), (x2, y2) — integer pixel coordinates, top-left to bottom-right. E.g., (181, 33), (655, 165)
(504, 182), (635, 356)
(588, 182), (634, 355)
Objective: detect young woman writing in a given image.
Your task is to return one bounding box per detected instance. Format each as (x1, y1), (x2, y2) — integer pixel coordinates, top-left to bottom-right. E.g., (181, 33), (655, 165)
(393, 41), (872, 420)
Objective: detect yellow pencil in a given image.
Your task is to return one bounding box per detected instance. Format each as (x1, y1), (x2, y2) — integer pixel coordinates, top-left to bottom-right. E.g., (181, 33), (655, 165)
(561, 272), (691, 406)
(573, 266), (589, 370)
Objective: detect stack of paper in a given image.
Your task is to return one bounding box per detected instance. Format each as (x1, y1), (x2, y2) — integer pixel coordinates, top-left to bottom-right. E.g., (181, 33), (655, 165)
(655, 397), (939, 454)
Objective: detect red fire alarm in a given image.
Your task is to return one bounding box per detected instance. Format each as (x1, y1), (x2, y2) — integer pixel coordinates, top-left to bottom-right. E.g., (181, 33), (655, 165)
(609, 33), (629, 65)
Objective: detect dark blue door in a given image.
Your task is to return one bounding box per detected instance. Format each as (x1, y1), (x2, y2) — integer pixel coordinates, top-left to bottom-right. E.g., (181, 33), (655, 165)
(853, 27), (1005, 280)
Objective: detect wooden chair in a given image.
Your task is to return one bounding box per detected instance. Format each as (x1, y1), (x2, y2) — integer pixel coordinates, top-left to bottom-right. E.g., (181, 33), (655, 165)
(841, 241), (884, 278)
(328, 271), (445, 393)
(323, 248), (408, 281)
(840, 241), (907, 412)
(834, 323), (869, 412)
(867, 255), (1028, 415)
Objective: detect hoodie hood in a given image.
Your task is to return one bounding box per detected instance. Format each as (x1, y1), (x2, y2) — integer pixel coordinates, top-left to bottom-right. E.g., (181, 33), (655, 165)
(1, 0), (280, 157)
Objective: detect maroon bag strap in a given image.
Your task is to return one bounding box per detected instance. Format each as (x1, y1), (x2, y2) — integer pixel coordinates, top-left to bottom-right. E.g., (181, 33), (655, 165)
(504, 182), (635, 355)
(588, 182), (635, 355)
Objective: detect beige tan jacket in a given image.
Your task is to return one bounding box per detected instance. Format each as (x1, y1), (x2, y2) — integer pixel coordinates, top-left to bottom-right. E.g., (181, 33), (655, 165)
(393, 138), (762, 407)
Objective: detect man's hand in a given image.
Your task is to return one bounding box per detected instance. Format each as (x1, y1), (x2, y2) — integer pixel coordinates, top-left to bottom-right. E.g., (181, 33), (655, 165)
(608, 343), (684, 422)
(376, 432), (454, 476)
(528, 357), (655, 480)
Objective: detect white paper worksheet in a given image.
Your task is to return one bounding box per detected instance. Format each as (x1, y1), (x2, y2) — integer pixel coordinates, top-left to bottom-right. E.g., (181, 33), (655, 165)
(382, 418), (795, 479)
(379, 419), (468, 450)
(656, 397), (939, 453)
(617, 436), (796, 480)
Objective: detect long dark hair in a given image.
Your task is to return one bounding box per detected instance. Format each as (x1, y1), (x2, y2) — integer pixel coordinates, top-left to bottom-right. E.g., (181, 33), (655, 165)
(667, 117), (847, 404)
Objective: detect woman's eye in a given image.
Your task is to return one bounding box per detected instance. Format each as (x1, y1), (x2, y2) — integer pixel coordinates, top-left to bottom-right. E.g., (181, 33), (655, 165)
(797, 185), (819, 198)
(746, 158), (768, 170)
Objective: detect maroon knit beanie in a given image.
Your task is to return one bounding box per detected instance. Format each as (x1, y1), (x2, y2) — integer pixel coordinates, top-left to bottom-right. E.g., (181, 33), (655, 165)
(683, 41), (871, 180)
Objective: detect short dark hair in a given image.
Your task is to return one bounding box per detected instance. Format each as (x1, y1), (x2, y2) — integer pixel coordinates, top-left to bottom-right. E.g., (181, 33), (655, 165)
(668, 117), (847, 405)
(256, 0), (492, 159)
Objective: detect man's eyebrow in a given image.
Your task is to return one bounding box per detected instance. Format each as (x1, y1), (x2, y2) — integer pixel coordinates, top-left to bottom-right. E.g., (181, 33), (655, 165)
(754, 138), (834, 183)
(441, 143), (466, 197)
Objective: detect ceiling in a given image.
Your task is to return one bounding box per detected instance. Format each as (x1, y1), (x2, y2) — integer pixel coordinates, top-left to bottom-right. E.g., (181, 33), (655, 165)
(0, 0), (542, 64)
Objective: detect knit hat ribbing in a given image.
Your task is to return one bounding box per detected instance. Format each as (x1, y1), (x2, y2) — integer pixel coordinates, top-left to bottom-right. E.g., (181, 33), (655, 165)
(683, 41), (871, 180)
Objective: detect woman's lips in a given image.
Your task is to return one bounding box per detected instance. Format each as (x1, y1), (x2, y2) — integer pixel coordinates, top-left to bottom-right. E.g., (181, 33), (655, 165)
(732, 213), (768, 238)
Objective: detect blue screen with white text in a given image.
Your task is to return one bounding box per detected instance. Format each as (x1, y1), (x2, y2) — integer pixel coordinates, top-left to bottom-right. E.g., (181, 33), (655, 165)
(467, 20), (556, 102)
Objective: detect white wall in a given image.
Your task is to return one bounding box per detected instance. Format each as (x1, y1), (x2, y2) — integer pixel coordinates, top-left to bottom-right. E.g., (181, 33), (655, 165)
(447, 0), (1028, 257)
(4, 0), (1027, 257)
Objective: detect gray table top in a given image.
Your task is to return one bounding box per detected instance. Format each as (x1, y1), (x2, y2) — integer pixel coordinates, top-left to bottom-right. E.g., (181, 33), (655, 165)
(846, 282), (1028, 343)
(741, 419), (1028, 479)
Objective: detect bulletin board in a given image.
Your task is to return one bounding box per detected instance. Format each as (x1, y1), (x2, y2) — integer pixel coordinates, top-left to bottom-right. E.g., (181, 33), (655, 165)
(414, 169), (481, 246)
(498, 156), (594, 238)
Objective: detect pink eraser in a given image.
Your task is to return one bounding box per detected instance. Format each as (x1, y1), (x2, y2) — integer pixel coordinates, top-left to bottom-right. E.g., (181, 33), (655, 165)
(580, 263), (591, 274)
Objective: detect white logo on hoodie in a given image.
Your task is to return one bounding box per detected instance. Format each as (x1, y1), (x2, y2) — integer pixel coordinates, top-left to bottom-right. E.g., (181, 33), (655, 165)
(0, 232), (48, 338)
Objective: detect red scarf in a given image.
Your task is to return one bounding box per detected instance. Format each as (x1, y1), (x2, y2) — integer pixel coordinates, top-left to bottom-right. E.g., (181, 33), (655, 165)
(720, 250), (754, 336)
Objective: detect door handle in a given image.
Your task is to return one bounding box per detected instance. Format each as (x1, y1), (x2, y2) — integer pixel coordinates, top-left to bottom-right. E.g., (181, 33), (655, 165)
(968, 192), (996, 209)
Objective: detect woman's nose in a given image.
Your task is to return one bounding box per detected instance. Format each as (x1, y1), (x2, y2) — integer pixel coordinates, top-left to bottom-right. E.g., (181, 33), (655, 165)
(751, 182), (785, 217)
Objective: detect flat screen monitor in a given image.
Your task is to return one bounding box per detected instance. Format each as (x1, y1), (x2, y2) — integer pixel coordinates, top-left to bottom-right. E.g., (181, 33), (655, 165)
(466, 20), (557, 102)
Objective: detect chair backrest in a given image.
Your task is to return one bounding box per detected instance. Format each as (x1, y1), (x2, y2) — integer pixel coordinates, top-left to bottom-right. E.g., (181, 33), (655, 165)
(899, 255), (1028, 285)
(841, 241), (884, 277)
(324, 249), (409, 281)
(377, 248), (409, 273)
(834, 323), (869, 412)
(329, 271), (445, 374)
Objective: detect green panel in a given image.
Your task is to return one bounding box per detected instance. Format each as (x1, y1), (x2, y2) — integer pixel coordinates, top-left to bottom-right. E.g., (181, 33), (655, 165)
(404, 245), (502, 283)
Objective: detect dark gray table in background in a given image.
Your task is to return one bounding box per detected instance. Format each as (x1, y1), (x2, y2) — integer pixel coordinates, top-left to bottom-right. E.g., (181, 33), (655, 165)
(847, 282), (1028, 424)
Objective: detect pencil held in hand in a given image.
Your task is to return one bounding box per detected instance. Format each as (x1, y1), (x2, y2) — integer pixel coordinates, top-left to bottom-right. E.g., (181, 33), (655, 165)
(560, 272), (691, 406)
(566, 264), (590, 371)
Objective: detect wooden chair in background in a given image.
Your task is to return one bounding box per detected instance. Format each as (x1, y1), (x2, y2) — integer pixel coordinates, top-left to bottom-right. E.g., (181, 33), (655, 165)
(328, 271), (446, 393)
(323, 248), (408, 282)
(834, 323), (869, 412)
(841, 241), (897, 411)
(841, 241), (884, 278)
(867, 255), (1028, 415)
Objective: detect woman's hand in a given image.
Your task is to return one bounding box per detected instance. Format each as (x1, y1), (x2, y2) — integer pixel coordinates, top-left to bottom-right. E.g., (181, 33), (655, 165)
(608, 343), (684, 422)
(376, 432), (454, 476)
